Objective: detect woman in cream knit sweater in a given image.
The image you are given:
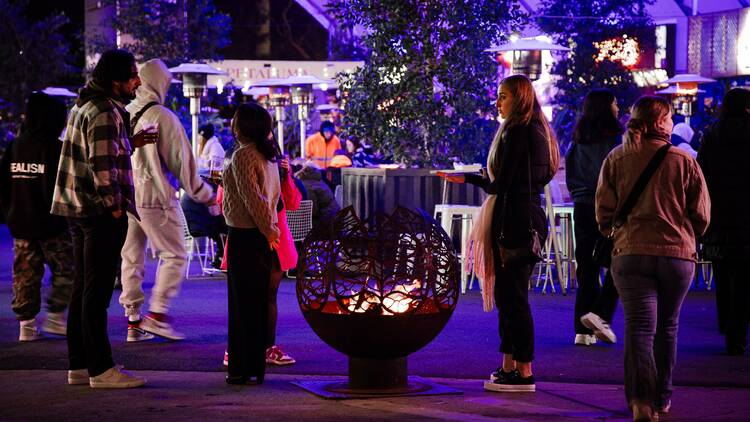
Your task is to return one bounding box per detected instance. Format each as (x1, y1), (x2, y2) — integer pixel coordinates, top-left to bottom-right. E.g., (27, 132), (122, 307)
(221, 103), (280, 385)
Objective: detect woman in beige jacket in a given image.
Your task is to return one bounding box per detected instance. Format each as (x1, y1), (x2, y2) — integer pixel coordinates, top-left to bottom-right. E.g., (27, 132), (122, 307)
(596, 96), (710, 421)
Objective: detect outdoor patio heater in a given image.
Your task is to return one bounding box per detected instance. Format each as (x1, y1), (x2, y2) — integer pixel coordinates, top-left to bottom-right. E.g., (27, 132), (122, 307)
(485, 37), (569, 81)
(660, 73), (716, 125)
(252, 78), (290, 154)
(294, 206), (461, 399)
(168, 63), (226, 157)
(283, 75), (332, 160)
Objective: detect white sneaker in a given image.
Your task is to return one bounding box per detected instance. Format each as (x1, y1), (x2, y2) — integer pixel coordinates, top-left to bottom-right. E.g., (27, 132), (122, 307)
(89, 367), (145, 389)
(580, 312), (617, 344)
(127, 321), (155, 342)
(68, 369), (89, 385)
(43, 312), (67, 336)
(19, 318), (43, 342)
(140, 314), (185, 341)
(574, 334), (597, 346)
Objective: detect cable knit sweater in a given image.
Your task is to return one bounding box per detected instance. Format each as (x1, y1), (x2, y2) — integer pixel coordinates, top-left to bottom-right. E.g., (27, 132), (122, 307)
(222, 142), (280, 241)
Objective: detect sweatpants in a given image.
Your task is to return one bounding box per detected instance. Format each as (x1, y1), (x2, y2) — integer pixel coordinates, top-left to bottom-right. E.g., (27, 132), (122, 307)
(119, 205), (186, 316)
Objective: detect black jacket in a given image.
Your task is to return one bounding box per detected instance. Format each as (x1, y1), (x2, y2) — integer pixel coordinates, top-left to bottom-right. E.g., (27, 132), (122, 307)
(466, 119), (552, 247)
(697, 117), (750, 258)
(565, 135), (619, 204)
(0, 131), (68, 239)
(295, 166), (340, 226)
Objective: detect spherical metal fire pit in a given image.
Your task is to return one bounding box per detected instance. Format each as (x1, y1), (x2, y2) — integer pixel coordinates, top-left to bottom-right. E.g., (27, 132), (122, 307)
(296, 206), (459, 396)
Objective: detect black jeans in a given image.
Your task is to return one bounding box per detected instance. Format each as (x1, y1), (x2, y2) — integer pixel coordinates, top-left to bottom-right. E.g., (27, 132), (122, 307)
(494, 254), (535, 363)
(226, 227), (278, 380)
(713, 259), (749, 352)
(573, 202), (619, 333)
(67, 213), (128, 377)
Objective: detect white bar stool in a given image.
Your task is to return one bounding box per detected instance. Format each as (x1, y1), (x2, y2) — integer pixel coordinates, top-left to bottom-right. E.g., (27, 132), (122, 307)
(433, 204), (481, 294)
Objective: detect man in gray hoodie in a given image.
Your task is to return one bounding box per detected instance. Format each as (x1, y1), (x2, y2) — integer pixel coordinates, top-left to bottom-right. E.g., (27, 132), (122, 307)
(120, 59), (215, 342)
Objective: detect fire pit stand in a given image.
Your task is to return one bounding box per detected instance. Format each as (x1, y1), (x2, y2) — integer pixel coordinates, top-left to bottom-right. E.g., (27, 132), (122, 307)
(292, 207), (462, 399)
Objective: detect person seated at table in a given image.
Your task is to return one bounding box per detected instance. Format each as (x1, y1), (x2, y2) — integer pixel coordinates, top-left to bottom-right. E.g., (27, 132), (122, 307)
(197, 123), (225, 171)
(180, 193), (227, 269)
(295, 161), (340, 227)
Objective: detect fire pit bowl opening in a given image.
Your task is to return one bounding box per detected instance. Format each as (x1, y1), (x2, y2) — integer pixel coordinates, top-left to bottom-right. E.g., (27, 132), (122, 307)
(295, 206), (460, 397)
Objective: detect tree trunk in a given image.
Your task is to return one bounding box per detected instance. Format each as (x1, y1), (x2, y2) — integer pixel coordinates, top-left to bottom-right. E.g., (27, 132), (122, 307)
(256, 0), (271, 58)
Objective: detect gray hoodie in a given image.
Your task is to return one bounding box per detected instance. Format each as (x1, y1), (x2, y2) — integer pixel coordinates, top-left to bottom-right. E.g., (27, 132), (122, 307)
(125, 59), (213, 209)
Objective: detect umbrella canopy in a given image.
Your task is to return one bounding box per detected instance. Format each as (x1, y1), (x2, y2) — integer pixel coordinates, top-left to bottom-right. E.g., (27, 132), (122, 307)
(168, 63), (226, 75)
(252, 78), (291, 87)
(40, 87), (77, 97)
(485, 38), (570, 52)
(663, 73), (716, 84)
(316, 104), (340, 111)
(656, 85), (706, 95)
(242, 86), (270, 96)
(279, 75), (334, 86)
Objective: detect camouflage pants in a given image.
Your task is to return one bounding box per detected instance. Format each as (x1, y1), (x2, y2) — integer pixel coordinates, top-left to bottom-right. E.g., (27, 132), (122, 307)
(12, 231), (74, 321)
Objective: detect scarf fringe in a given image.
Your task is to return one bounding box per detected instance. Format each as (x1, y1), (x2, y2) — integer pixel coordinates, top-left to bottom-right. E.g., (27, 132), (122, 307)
(465, 194), (497, 312)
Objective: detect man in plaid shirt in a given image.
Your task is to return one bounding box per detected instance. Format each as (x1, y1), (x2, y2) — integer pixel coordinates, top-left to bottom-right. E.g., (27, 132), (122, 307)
(51, 49), (156, 389)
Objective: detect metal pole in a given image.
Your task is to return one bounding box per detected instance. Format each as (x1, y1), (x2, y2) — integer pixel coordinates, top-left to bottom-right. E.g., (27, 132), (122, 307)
(299, 105), (307, 160)
(275, 106), (284, 154)
(190, 97), (200, 158)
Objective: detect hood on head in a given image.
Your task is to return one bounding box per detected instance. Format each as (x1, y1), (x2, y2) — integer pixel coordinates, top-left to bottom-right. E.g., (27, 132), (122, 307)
(131, 59), (172, 109)
(672, 123), (694, 144)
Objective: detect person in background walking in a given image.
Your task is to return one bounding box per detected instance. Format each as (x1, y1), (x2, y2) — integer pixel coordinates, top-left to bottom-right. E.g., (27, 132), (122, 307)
(566, 89), (623, 346)
(221, 103), (280, 385)
(0, 92), (74, 341)
(596, 96), (710, 421)
(697, 87), (750, 356)
(439, 74), (559, 393)
(119, 59), (216, 342)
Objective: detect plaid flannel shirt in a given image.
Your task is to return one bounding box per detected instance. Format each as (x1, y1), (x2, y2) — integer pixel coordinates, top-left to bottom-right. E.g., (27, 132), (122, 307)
(51, 90), (137, 218)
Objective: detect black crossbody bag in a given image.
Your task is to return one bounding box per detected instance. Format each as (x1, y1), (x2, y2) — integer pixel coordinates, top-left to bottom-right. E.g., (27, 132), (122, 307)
(592, 143), (671, 267)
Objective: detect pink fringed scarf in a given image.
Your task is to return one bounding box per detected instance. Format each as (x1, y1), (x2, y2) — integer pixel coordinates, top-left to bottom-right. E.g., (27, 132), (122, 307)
(466, 130), (502, 312)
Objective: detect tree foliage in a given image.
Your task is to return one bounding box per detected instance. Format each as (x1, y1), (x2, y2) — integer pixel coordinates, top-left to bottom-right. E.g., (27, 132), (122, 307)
(90, 0), (231, 66)
(0, 0), (74, 114)
(537, 0), (655, 151)
(328, 0), (525, 167)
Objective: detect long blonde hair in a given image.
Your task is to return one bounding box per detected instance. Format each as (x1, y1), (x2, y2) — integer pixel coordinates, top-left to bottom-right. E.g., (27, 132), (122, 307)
(490, 74), (559, 177)
(626, 96), (672, 144)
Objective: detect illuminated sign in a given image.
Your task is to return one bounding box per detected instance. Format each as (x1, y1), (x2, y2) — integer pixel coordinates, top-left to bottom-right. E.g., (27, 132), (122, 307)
(594, 35), (640, 68)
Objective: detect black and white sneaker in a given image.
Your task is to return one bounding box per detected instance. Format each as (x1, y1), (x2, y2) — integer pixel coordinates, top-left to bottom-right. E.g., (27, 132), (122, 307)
(484, 369), (535, 392)
(489, 367), (515, 382)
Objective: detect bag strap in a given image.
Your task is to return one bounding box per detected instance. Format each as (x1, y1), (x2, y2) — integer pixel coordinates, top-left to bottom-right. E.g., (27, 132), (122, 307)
(612, 143), (671, 229)
(130, 101), (159, 133)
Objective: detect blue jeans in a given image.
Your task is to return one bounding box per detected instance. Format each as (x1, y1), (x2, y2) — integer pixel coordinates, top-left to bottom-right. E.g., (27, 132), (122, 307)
(611, 255), (694, 409)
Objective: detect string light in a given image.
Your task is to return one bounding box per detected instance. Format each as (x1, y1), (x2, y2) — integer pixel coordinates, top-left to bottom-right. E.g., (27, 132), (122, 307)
(594, 36), (640, 67)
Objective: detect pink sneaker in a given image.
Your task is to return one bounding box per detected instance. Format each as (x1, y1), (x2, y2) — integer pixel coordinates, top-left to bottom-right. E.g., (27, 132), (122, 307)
(265, 345), (296, 366)
(223, 350), (228, 367)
